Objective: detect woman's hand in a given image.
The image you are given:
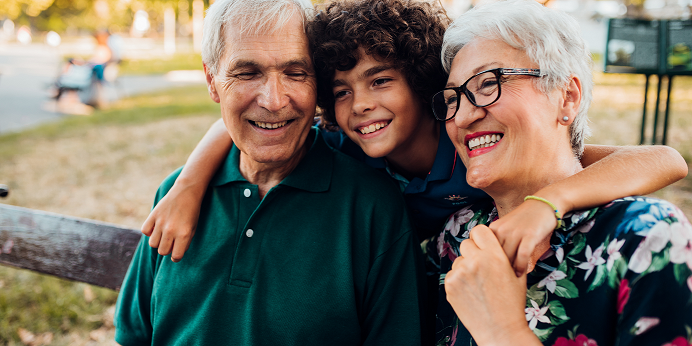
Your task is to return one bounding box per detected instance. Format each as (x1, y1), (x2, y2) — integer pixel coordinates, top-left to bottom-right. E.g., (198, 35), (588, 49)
(489, 199), (555, 277)
(141, 179), (205, 262)
(445, 225), (541, 346)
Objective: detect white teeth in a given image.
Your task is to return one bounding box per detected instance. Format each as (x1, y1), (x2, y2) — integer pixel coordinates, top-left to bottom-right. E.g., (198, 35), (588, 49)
(255, 121), (288, 129)
(468, 134), (503, 151)
(359, 122), (389, 134)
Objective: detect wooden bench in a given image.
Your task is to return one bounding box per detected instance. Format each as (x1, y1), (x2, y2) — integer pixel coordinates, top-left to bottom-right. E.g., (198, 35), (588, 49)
(0, 203), (141, 290)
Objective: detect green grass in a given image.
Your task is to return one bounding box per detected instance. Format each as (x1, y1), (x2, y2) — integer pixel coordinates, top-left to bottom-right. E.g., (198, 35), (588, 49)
(0, 85), (219, 160)
(0, 267), (117, 344)
(119, 53), (203, 75)
(0, 85), (219, 344)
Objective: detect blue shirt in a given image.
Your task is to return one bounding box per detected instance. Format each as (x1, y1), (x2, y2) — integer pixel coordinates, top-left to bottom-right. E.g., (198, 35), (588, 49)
(323, 123), (490, 240)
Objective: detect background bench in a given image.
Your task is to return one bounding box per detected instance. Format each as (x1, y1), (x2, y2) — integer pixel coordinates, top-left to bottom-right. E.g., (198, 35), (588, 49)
(0, 202), (141, 290)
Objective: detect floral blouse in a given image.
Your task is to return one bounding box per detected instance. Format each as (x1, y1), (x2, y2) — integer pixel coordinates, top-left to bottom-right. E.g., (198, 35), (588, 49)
(427, 197), (692, 346)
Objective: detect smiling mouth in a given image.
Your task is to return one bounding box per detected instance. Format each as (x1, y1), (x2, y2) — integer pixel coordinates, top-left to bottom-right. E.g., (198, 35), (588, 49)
(358, 120), (391, 135)
(250, 120), (292, 129)
(467, 133), (503, 151)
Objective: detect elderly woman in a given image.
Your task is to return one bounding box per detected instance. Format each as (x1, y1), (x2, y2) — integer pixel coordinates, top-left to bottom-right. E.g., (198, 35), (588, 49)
(429, 1), (692, 345)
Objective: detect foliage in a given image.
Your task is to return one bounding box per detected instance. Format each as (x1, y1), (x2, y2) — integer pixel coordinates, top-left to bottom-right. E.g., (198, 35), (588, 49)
(0, 0), (214, 34)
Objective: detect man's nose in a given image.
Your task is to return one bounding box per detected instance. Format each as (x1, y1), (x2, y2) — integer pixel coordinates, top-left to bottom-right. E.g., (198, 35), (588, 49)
(257, 75), (290, 112)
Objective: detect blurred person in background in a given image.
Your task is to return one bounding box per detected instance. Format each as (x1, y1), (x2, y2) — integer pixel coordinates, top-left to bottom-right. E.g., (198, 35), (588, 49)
(50, 30), (113, 112)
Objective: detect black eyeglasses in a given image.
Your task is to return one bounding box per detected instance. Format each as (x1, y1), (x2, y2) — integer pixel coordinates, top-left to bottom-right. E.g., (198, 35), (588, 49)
(432, 68), (542, 121)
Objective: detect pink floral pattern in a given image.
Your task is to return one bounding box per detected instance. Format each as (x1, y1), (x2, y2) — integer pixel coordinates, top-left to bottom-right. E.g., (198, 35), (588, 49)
(617, 279), (630, 314)
(663, 336), (692, 346)
(553, 334), (598, 346)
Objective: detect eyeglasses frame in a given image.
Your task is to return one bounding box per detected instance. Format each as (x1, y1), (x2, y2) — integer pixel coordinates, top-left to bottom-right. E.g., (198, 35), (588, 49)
(433, 68), (542, 121)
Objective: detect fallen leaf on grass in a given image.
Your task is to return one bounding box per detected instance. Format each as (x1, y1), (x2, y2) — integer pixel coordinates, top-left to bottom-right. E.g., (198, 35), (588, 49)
(103, 305), (116, 327)
(84, 285), (95, 303)
(89, 327), (108, 341)
(17, 328), (53, 346)
(17, 328), (35, 345)
(34, 332), (53, 345)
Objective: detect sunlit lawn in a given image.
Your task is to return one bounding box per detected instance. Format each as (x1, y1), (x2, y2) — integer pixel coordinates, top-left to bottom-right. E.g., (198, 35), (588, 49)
(118, 53), (203, 76)
(0, 85), (219, 345)
(587, 72), (692, 213)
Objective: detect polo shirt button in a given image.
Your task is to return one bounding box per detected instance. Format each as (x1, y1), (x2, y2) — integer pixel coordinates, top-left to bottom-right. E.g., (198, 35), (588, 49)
(243, 188), (251, 197)
(246, 229), (254, 237)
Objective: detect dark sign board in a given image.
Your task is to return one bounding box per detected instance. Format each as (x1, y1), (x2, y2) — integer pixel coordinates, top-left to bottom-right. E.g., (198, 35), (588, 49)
(606, 19), (660, 74)
(666, 20), (692, 75)
(606, 19), (692, 75)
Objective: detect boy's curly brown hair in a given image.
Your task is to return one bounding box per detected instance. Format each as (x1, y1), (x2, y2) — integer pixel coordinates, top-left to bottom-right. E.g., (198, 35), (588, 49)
(309, 0), (450, 125)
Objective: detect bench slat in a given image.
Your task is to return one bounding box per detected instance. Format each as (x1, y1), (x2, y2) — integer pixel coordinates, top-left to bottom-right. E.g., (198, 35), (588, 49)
(0, 204), (141, 290)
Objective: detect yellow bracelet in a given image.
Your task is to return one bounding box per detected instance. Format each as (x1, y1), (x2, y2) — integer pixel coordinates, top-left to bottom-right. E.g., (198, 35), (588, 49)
(524, 195), (563, 229)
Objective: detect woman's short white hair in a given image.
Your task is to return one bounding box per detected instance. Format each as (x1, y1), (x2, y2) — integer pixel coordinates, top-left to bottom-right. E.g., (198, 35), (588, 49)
(442, 0), (593, 157)
(202, 0), (313, 76)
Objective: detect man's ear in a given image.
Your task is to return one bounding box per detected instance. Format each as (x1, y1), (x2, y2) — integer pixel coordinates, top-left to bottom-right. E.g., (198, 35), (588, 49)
(558, 75), (582, 126)
(204, 63), (221, 104)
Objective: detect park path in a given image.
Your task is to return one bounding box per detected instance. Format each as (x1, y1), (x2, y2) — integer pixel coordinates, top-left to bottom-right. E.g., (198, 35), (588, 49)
(0, 43), (205, 135)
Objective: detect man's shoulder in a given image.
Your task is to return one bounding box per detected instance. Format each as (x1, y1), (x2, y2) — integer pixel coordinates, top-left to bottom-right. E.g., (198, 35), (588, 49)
(321, 129), (370, 162)
(328, 147), (401, 197)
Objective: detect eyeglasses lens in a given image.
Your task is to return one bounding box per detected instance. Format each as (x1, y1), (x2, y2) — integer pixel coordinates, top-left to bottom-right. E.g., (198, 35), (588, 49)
(432, 71), (501, 121)
(468, 71), (500, 107)
(432, 89), (459, 121)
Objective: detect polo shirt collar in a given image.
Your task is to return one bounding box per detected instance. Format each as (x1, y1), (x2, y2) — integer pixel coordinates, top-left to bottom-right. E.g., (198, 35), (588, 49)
(427, 122), (457, 182)
(361, 122), (456, 178)
(363, 153), (386, 169)
(210, 127), (331, 193)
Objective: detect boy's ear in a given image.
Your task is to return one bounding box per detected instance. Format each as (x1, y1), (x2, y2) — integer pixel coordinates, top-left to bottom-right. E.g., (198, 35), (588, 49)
(558, 74), (582, 126)
(204, 63), (221, 104)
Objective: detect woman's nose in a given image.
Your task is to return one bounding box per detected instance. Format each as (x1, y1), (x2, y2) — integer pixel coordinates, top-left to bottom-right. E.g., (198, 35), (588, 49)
(453, 99), (486, 130)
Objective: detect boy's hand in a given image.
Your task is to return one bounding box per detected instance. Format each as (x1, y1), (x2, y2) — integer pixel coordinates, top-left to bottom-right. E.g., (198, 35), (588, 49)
(141, 182), (202, 262)
(488, 199), (556, 277)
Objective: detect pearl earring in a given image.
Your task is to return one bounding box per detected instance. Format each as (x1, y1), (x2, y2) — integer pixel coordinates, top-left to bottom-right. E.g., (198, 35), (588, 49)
(562, 116), (569, 121)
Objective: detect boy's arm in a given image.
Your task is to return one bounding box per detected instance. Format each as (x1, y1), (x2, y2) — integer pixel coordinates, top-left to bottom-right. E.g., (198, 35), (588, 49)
(142, 118), (232, 262)
(492, 144), (688, 276)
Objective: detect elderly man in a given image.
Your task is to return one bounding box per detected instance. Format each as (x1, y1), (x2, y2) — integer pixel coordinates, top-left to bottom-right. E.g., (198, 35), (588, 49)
(113, 0), (425, 345)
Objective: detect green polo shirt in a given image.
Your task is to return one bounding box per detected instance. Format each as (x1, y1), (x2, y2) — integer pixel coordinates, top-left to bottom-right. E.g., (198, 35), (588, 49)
(115, 128), (425, 346)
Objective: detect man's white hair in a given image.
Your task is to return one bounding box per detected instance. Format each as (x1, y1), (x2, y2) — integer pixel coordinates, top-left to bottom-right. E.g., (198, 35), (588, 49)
(442, 0), (593, 157)
(202, 0), (313, 76)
